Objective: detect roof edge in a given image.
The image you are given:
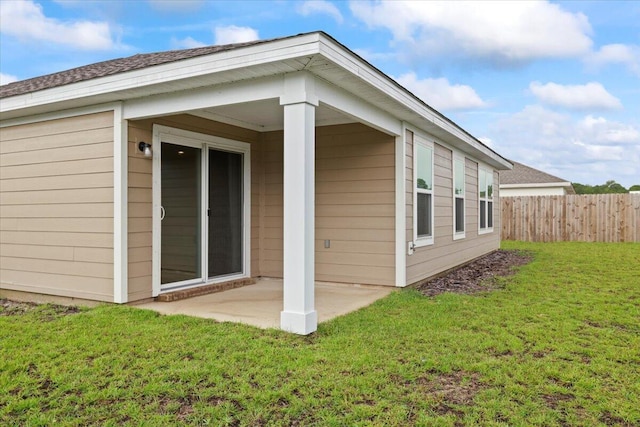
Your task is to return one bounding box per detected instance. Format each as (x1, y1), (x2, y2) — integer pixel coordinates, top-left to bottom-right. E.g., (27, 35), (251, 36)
(1, 30), (510, 169)
(500, 182), (573, 188)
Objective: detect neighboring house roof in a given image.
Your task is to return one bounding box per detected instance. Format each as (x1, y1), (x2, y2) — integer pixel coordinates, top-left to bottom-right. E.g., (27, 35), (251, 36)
(500, 161), (575, 193)
(0, 31), (511, 170)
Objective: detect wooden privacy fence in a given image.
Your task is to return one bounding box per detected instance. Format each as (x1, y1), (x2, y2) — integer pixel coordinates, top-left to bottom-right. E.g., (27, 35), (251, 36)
(501, 194), (640, 242)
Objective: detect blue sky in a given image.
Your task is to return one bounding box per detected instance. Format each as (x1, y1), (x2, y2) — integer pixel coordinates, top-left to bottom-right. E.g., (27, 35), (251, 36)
(1, 0), (638, 187)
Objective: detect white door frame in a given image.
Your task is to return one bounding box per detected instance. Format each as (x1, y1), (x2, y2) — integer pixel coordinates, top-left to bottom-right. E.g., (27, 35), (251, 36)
(151, 125), (251, 296)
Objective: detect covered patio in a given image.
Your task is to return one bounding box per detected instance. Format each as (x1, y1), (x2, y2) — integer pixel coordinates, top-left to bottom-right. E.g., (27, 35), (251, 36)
(135, 279), (394, 329)
(121, 40), (409, 335)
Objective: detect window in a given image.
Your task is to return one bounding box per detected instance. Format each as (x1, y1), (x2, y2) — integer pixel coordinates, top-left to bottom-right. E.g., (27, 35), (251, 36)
(453, 155), (465, 239)
(479, 168), (494, 233)
(414, 137), (434, 245)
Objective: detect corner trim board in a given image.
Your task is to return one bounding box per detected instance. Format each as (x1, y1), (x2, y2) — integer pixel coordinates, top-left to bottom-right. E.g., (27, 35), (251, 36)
(395, 125), (407, 287)
(113, 103), (128, 303)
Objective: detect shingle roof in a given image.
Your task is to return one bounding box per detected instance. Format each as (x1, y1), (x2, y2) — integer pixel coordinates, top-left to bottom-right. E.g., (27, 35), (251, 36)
(500, 161), (571, 185)
(0, 36), (295, 99)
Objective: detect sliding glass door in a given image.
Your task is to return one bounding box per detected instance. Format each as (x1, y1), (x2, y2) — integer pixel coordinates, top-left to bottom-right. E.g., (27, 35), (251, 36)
(156, 129), (249, 293)
(208, 149), (243, 278)
(160, 143), (202, 285)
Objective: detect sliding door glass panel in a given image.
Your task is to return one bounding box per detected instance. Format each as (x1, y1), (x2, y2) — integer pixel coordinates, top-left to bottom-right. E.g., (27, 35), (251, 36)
(161, 143), (201, 284)
(208, 149), (243, 278)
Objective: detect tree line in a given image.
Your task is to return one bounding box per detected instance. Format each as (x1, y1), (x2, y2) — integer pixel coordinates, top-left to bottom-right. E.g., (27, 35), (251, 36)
(572, 180), (640, 194)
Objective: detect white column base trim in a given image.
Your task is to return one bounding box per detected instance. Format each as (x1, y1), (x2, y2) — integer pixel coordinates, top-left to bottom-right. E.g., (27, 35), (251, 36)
(280, 310), (318, 335)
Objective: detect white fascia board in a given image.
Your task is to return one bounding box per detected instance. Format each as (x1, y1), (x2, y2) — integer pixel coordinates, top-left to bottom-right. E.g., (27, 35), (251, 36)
(0, 102), (123, 127)
(500, 182), (572, 189)
(123, 74), (283, 120)
(1, 33), (324, 115)
(315, 78), (402, 136)
(316, 34), (510, 170)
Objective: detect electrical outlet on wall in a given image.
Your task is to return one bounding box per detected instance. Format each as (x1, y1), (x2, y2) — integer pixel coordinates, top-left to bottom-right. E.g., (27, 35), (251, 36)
(407, 241), (415, 255)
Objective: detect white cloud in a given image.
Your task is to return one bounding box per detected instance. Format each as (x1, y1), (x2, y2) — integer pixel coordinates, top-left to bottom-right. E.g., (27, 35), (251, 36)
(578, 115), (640, 145)
(488, 105), (640, 186)
(396, 72), (487, 111)
(147, 0), (204, 12)
(0, 73), (19, 85)
(170, 36), (207, 49)
(529, 81), (622, 110)
(0, 0), (117, 50)
(585, 44), (640, 76)
(214, 25), (259, 45)
(350, 1), (592, 66)
(572, 141), (625, 162)
(297, 1), (343, 23)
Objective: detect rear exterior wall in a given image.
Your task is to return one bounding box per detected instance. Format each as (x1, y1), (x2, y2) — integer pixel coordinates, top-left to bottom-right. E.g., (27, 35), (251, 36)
(405, 129), (501, 285)
(0, 111), (116, 301)
(0, 112), (501, 302)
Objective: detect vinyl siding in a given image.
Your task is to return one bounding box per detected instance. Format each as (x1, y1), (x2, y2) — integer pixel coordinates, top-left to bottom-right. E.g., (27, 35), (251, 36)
(126, 114), (260, 301)
(126, 121), (153, 301)
(465, 158), (479, 239)
(257, 131), (283, 278)
(259, 123), (396, 285)
(0, 111), (115, 301)
(405, 130), (501, 285)
(316, 124), (395, 285)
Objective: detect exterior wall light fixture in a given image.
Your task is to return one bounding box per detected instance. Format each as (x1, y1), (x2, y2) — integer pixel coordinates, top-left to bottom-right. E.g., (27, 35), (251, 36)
(138, 141), (152, 158)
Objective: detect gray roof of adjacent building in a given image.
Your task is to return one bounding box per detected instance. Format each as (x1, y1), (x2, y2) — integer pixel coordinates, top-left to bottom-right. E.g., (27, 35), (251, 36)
(500, 161), (574, 191)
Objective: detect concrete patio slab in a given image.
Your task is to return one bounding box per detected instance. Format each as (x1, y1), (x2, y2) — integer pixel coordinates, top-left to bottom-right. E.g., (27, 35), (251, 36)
(135, 278), (394, 329)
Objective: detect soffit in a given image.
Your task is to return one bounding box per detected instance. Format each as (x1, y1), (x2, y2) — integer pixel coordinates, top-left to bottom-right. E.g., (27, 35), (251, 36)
(191, 99), (355, 132)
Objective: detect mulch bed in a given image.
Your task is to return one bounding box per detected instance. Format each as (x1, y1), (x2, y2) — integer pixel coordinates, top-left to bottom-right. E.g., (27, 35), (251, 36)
(0, 298), (81, 317)
(415, 249), (533, 297)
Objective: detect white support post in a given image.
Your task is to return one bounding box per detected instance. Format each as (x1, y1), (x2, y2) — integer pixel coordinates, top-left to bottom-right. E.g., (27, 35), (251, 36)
(280, 73), (318, 335)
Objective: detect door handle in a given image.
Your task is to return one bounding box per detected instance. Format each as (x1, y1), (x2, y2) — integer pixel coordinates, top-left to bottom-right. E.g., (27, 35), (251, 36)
(160, 206), (166, 220)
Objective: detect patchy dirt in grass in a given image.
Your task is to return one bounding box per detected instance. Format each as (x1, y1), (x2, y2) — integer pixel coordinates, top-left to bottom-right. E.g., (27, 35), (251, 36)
(394, 370), (483, 423)
(415, 249), (533, 297)
(541, 392), (575, 410)
(599, 411), (635, 426)
(425, 371), (483, 407)
(0, 298), (81, 317)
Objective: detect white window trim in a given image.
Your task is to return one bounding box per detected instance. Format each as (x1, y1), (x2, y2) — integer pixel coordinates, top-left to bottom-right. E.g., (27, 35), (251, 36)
(453, 153), (466, 240)
(413, 133), (434, 247)
(478, 165), (494, 235)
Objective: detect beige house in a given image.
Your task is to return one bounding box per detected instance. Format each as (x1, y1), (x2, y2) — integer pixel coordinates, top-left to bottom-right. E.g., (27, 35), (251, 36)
(0, 32), (511, 334)
(500, 161), (575, 196)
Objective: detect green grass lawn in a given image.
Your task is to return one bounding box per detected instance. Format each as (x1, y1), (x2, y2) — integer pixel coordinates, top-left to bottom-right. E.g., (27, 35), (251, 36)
(1, 242), (639, 426)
